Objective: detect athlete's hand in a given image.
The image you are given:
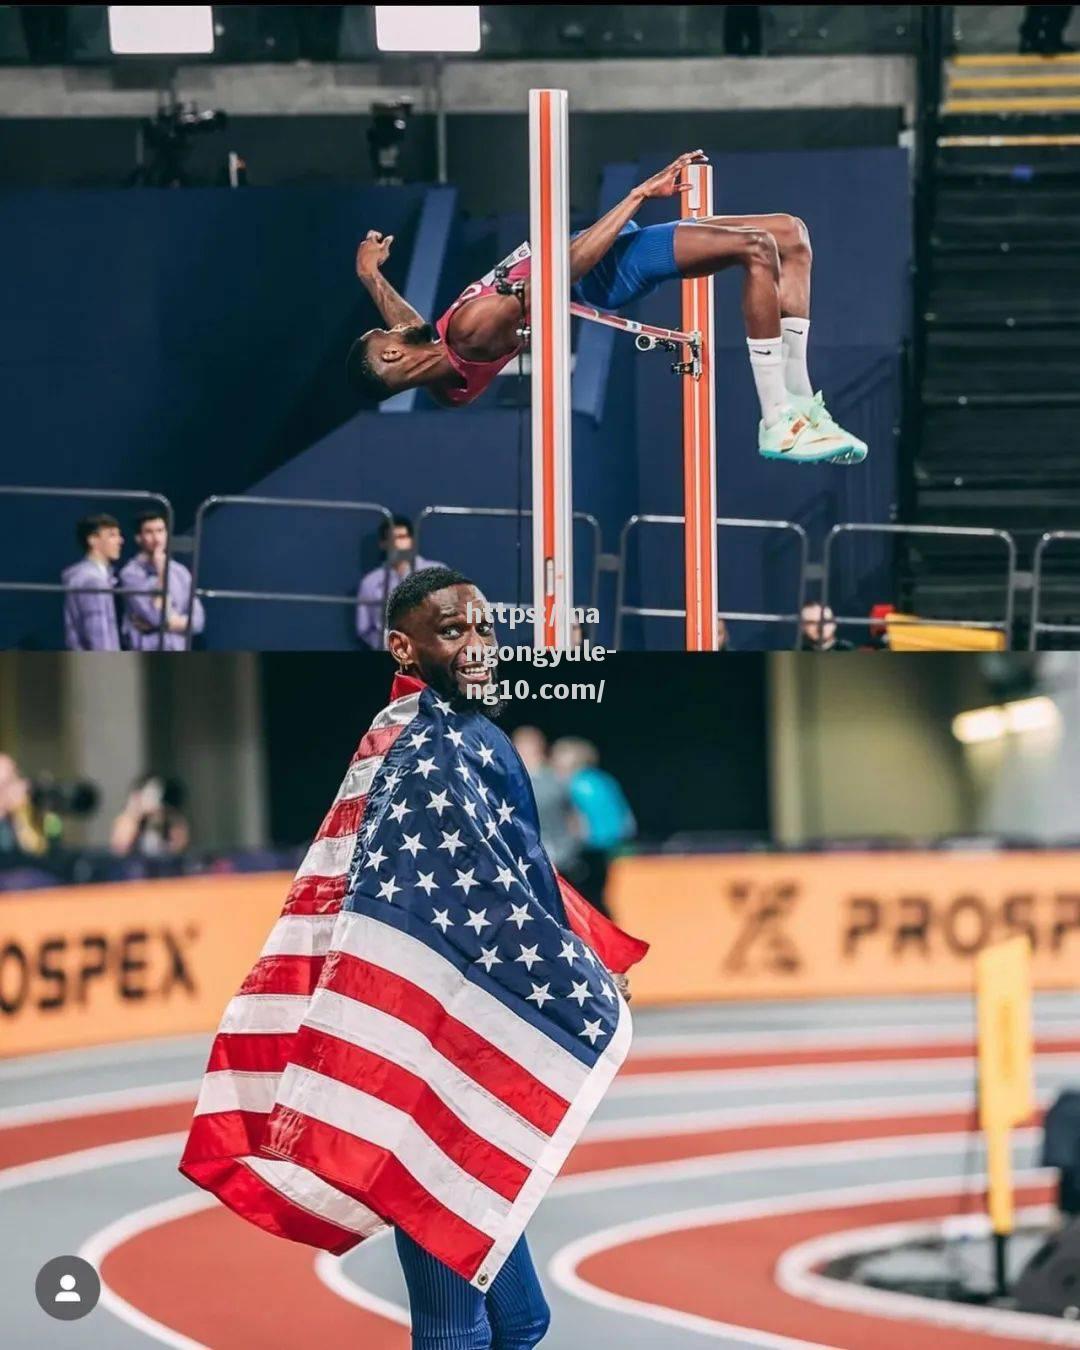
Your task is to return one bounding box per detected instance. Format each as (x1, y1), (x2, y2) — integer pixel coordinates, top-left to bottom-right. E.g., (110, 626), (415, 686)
(356, 230), (394, 278)
(614, 972), (631, 1003)
(634, 150), (707, 200)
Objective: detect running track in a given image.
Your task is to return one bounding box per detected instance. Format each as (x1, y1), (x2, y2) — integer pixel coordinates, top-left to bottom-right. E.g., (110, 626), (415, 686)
(4, 993), (1080, 1350)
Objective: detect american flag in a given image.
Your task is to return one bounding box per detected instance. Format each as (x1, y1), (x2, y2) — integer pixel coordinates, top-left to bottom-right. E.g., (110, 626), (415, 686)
(180, 673), (646, 1288)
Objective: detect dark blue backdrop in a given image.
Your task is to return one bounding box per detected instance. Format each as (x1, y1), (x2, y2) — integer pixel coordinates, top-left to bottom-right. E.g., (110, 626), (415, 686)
(0, 147), (909, 650)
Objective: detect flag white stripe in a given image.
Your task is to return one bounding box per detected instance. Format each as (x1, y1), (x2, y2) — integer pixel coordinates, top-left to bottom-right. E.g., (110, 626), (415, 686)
(335, 756), (382, 803)
(263, 914), (340, 959)
(474, 993), (634, 1287)
(220, 993), (310, 1035)
(242, 1155), (387, 1239)
(304, 990), (552, 1166)
(334, 912), (588, 1102)
(194, 1070), (281, 1117)
(277, 1063), (512, 1234)
(296, 834), (356, 880)
(371, 692), (421, 729)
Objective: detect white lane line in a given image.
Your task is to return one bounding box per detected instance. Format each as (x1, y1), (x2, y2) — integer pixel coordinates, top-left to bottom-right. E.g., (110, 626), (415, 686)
(776, 1205), (1080, 1346)
(610, 1052), (1080, 1097)
(550, 1128), (1040, 1200)
(628, 1023), (1080, 1058)
(0, 1080), (197, 1129)
(582, 1092), (977, 1143)
(548, 1169), (1053, 1347)
(313, 1241), (410, 1327)
(0, 1035), (210, 1082)
(80, 1191), (216, 1350)
(0, 1132), (186, 1194)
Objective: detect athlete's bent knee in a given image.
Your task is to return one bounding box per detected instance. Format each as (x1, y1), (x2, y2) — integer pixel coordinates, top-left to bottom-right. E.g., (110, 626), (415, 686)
(492, 1304), (551, 1349)
(744, 229), (780, 277)
(782, 214), (812, 260)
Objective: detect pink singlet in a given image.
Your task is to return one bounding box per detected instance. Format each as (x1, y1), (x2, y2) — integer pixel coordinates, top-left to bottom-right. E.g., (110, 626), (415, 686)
(434, 242), (531, 407)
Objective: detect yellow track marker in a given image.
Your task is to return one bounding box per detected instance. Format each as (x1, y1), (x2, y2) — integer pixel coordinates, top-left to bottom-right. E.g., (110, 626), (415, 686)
(953, 52), (1080, 67)
(952, 73), (1080, 89)
(938, 132), (1080, 146)
(944, 96), (1080, 112)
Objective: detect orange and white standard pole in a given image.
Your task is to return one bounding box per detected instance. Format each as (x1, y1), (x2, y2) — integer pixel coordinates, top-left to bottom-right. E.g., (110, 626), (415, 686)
(680, 160), (718, 651)
(529, 88), (573, 650)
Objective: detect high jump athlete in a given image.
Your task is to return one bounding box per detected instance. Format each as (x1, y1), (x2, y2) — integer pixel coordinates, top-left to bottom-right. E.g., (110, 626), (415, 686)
(348, 151), (867, 466)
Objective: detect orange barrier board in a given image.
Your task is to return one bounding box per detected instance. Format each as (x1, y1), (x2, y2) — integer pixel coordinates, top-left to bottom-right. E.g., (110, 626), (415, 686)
(607, 852), (1080, 1004)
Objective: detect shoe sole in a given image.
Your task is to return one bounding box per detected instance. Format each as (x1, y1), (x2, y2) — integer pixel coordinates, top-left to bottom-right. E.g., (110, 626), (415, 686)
(759, 446), (854, 464)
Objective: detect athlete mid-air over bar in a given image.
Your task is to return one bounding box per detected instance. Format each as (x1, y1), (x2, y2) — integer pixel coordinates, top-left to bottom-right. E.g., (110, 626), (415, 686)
(348, 150), (866, 466)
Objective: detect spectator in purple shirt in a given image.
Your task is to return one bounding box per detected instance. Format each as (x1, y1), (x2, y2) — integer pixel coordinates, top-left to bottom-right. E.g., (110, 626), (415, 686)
(356, 515), (443, 650)
(62, 514), (124, 651)
(118, 511), (205, 652)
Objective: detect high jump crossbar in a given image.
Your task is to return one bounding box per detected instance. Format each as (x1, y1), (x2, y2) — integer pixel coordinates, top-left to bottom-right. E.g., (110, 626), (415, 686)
(529, 88), (718, 650)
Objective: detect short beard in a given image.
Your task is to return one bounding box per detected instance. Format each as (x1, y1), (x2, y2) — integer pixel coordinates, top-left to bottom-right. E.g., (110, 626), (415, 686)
(420, 660), (505, 720)
(400, 322), (436, 346)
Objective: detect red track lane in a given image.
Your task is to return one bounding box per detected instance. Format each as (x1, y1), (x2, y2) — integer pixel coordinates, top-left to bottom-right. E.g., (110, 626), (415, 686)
(619, 1035), (1080, 1076)
(103, 1203), (409, 1350)
(98, 1106), (1004, 1348)
(0, 1101), (195, 1170)
(578, 1182), (1056, 1350)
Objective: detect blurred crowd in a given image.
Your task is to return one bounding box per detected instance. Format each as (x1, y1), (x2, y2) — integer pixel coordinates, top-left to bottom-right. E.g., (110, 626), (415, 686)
(511, 726), (636, 915)
(0, 752), (191, 861)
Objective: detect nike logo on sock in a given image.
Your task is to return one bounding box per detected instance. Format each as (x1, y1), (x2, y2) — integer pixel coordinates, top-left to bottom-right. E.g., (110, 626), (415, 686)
(751, 348), (772, 356)
(785, 328), (806, 335)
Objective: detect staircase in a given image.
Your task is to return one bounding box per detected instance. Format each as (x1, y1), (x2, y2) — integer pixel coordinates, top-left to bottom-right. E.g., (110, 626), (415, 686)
(907, 51), (1080, 644)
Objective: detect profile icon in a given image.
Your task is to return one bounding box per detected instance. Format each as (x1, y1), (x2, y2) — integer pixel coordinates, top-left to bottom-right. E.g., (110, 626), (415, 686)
(55, 1273), (81, 1303)
(36, 1256), (100, 1320)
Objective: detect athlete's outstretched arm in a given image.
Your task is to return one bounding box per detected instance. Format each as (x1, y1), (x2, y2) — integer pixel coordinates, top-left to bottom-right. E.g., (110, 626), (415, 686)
(567, 150), (705, 283)
(355, 231), (425, 328)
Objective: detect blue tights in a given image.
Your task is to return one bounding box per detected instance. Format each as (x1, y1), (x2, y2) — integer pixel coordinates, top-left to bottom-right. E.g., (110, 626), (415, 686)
(394, 1229), (551, 1350)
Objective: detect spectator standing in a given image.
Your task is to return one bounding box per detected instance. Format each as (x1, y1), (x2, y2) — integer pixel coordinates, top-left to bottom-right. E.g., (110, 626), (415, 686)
(550, 737), (636, 916)
(119, 511), (205, 651)
(63, 514), (123, 651)
(110, 774), (190, 858)
(798, 602), (855, 652)
(511, 726), (581, 875)
(356, 515), (443, 650)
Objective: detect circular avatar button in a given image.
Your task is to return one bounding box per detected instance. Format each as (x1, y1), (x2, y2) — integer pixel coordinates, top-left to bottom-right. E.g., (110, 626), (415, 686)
(35, 1256), (101, 1321)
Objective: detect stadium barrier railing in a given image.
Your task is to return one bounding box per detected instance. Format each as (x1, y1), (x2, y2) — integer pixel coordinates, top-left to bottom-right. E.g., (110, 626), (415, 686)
(820, 521), (1018, 650)
(613, 514), (810, 650)
(0, 485), (175, 649)
(414, 505), (603, 622)
(187, 493), (397, 650)
(1029, 530), (1080, 651)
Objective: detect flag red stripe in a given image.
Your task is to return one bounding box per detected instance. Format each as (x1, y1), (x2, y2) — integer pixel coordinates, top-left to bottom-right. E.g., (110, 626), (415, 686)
(262, 1109), (493, 1276)
(238, 954), (326, 998)
(323, 950), (569, 1136)
(288, 1025), (530, 1202)
(180, 1153), (361, 1255)
(182, 1108), (270, 1166)
(283, 873), (350, 916)
(352, 724), (405, 763)
(316, 796), (365, 842)
(207, 1033), (296, 1075)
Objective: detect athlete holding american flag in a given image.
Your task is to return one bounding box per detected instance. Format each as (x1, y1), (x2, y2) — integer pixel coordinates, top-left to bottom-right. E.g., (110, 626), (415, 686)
(180, 565), (647, 1349)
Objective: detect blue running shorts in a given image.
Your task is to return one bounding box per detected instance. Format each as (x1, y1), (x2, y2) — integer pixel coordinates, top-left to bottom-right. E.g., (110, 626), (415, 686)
(571, 220), (681, 311)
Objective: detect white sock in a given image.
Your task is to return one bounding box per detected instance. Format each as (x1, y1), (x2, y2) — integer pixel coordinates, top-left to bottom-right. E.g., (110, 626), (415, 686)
(781, 317), (813, 398)
(746, 336), (788, 427)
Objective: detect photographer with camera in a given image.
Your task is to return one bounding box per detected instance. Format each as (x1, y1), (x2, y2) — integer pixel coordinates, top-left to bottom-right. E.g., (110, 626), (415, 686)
(0, 754), (46, 856)
(110, 774), (190, 859)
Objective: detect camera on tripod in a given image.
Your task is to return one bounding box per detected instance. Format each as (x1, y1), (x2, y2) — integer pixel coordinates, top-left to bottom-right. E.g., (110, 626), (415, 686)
(130, 99), (229, 188)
